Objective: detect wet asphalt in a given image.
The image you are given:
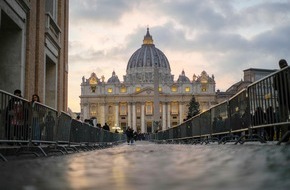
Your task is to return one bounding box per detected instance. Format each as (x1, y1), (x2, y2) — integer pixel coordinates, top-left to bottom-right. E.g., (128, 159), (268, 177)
(0, 141), (290, 190)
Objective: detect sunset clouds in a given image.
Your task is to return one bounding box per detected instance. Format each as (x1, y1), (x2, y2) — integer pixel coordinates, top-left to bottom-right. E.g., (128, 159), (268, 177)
(68, 0), (290, 112)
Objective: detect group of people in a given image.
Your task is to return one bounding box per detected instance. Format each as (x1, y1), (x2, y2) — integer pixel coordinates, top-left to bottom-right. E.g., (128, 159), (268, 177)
(6, 89), (27, 141)
(125, 127), (150, 144)
(76, 116), (111, 132)
(5, 90), (55, 143)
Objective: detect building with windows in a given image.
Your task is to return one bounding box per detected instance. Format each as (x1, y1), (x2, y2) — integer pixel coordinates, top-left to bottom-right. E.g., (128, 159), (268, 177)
(80, 28), (216, 132)
(216, 68), (276, 103)
(0, 0), (69, 112)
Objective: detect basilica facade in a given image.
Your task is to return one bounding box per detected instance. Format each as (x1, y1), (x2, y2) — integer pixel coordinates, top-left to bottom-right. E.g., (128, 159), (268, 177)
(80, 29), (216, 133)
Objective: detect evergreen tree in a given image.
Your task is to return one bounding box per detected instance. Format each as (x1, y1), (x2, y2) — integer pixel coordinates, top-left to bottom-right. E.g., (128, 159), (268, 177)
(186, 95), (200, 120)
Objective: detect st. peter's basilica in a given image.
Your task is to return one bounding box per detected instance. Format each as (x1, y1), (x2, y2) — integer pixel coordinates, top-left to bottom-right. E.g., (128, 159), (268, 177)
(80, 28), (216, 133)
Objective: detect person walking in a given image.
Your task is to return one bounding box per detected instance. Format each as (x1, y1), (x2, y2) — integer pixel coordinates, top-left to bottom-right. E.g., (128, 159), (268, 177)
(125, 126), (134, 144)
(273, 59), (290, 143)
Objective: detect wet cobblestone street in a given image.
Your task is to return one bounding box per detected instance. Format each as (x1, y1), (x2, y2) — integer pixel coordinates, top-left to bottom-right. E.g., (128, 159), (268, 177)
(1, 141), (290, 190)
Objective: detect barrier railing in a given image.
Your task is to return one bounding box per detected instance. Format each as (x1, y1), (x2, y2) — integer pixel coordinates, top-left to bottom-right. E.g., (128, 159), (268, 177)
(211, 101), (229, 135)
(150, 66), (290, 145)
(0, 91), (30, 144)
(1, 67), (288, 160)
(0, 90), (126, 161)
(30, 102), (58, 144)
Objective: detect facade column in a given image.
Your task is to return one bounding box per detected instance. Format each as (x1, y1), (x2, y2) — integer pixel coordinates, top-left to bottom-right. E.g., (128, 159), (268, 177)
(179, 102), (183, 124)
(162, 103), (166, 130)
(100, 103), (106, 126)
(115, 103), (119, 127)
(132, 103), (136, 131)
(141, 103), (145, 133)
(167, 103), (171, 128)
(127, 102), (131, 128)
(83, 103), (89, 120)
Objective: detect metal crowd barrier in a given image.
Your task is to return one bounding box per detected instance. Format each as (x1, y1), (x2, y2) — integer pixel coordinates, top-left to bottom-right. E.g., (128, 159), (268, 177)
(0, 90), (126, 161)
(151, 66), (290, 145)
(0, 91), (30, 144)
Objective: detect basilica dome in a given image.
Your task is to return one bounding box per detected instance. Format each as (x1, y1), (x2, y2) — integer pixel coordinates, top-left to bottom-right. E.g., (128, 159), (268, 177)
(124, 28), (173, 84)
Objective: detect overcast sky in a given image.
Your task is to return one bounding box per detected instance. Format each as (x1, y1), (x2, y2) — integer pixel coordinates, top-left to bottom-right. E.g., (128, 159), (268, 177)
(68, 0), (290, 112)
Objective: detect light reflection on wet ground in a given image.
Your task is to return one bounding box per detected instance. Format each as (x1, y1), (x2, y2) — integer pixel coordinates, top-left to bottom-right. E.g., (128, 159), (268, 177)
(0, 141), (290, 190)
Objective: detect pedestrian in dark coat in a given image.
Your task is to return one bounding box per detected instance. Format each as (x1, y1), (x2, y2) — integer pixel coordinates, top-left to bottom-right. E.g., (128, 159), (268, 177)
(273, 59), (290, 141)
(125, 126), (134, 144)
(103, 123), (110, 131)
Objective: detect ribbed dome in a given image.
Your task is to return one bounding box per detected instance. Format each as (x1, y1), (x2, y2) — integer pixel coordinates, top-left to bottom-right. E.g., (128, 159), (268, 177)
(126, 28), (171, 73)
(124, 28), (173, 84)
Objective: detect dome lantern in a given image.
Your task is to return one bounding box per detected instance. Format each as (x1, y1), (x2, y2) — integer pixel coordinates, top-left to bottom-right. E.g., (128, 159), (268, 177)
(143, 27), (154, 45)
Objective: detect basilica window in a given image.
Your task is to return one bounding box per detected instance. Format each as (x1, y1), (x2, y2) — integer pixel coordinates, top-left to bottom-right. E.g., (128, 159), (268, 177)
(120, 103), (127, 116)
(201, 84), (207, 92)
(172, 122), (178, 126)
(185, 87), (190, 92)
(171, 86), (177, 92)
(107, 88), (113, 93)
(145, 102), (153, 115)
(120, 86), (127, 93)
(90, 104), (97, 116)
(201, 78), (208, 92)
(159, 87), (162, 92)
(136, 87), (141, 92)
(171, 102), (179, 115)
(91, 86), (96, 93)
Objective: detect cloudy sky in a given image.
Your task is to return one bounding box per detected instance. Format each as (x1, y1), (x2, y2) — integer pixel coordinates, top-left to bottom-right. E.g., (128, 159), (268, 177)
(68, 0), (290, 112)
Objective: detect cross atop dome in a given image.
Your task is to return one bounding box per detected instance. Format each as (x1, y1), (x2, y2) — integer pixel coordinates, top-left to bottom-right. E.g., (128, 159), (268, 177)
(143, 27), (154, 45)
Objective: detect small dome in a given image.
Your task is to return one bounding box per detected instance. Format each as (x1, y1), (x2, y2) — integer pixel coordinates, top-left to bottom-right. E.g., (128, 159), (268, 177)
(107, 71), (120, 83)
(177, 70), (190, 83)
